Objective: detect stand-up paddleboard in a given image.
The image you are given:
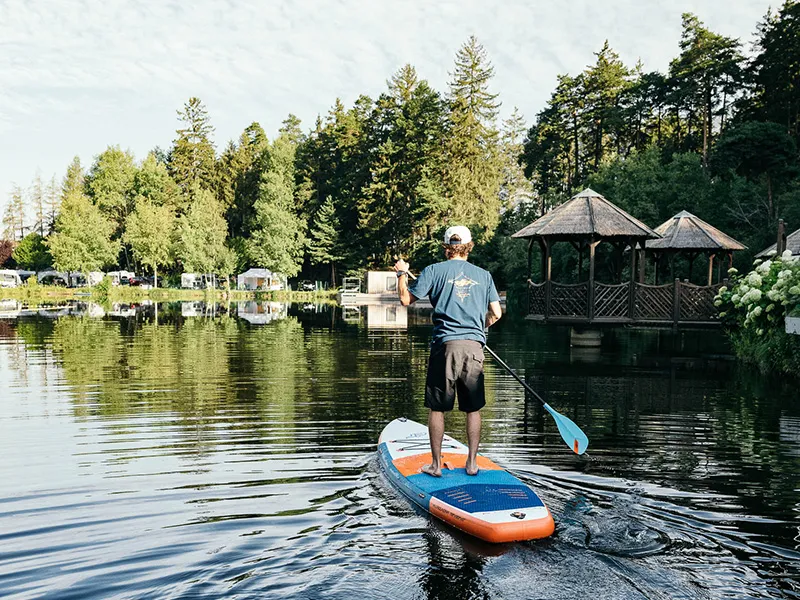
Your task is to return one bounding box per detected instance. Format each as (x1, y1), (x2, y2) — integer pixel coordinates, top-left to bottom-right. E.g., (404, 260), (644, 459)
(378, 417), (555, 543)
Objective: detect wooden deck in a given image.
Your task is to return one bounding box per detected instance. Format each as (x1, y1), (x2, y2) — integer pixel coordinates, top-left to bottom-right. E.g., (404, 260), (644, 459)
(526, 279), (724, 327)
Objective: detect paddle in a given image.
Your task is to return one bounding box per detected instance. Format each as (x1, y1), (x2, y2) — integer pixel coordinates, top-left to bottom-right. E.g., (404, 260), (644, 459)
(396, 263), (589, 456)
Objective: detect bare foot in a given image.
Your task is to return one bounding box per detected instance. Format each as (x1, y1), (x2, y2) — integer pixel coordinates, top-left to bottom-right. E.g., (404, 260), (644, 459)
(421, 463), (441, 477)
(465, 461), (479, 476)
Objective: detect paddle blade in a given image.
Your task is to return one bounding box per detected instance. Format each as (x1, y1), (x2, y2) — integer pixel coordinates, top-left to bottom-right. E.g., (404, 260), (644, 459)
(543, 403), (589, 455)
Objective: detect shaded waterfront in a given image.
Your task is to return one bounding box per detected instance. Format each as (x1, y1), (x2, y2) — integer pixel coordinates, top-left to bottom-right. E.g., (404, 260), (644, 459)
(1, 302), (799, 598)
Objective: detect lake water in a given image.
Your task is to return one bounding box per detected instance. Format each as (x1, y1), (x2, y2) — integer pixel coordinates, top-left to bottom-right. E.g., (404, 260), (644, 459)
(1, 300), (799, 599)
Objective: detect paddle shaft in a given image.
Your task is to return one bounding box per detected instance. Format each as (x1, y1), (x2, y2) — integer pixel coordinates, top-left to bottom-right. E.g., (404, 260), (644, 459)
(483, 346), (548, 407)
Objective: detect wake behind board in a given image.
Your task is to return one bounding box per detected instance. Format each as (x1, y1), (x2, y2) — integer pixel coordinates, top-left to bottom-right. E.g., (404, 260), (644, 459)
(378, 417), (555, 543)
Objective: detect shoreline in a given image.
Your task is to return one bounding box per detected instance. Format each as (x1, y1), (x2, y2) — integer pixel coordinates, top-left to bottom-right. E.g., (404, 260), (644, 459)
(0, 285), (338, 305)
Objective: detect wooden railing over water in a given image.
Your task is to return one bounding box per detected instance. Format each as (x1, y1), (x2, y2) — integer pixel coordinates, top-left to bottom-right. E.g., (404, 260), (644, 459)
(527, 279), (724, 326)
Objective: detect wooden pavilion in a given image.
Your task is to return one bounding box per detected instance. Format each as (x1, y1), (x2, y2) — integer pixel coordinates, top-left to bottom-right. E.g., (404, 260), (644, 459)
(512, 189), (729, 326)
(645, 211), (747, 285)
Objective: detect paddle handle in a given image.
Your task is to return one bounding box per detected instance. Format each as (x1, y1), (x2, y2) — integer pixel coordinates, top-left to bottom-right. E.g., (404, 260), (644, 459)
(484, 345), (547, 407)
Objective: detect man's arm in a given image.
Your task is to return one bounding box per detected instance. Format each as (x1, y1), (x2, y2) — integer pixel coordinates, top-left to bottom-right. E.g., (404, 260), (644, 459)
(394, 259), (417, 306)
(485, 301), (502, 328)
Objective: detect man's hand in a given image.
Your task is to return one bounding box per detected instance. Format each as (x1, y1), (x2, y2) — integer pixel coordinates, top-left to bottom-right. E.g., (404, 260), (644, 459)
(394, 258), (410, 274)
(394, 259), (416, 306)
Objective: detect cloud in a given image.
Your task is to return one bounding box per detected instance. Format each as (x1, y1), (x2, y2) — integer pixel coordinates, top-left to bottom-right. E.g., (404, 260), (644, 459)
(0, 0), (773, 216)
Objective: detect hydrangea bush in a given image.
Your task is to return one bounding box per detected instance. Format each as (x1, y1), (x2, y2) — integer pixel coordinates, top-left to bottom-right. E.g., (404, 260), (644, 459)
(715, 250), (800, 334)
(715, 250), (800, 376)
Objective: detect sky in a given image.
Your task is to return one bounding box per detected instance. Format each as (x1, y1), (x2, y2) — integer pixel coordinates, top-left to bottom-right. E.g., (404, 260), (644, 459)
(0, 0), (775, 224)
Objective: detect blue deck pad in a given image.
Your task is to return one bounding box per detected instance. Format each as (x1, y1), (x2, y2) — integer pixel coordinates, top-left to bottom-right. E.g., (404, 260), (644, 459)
(408, 470), (544, 514)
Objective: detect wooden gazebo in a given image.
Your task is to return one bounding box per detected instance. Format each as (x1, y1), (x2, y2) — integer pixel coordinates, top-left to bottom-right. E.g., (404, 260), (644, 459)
(512, 188), (660, 322)
(512, 189), (729, 326)
(645, 211), (746, 285)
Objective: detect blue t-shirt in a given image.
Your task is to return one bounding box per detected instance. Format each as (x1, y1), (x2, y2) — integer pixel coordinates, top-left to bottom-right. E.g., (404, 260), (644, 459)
(410, 259), (500, 346)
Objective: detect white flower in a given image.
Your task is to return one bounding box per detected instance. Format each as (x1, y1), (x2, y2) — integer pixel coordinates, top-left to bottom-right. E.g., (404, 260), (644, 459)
(718, 286), (728, 294)
(747, 273), (763, 287)
(782, 249), (793, 260)
(779, 269), (793, 280)
(757, 328), (764, 336)
(714, 299), (722, 307)
(728, 267), (738, 275)
(719, 311), (726, 318)
(789, 286), (800, 296)
(731, 294), (741, 304)
(753, 306), (763, 317)
(756, 260), (772, 274)
(766, 304), (775, 313)
(754, 259), (763, 266)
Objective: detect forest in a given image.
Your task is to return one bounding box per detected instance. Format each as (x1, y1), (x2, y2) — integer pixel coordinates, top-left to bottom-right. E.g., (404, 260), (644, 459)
(2, 2), (799, 292)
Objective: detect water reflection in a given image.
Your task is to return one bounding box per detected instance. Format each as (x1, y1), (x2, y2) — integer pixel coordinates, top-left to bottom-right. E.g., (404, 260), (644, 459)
(0, 302), (799, 598)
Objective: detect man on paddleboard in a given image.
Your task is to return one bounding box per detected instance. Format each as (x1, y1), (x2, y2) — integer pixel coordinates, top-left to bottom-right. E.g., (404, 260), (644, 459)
(394, 226), (502, 477)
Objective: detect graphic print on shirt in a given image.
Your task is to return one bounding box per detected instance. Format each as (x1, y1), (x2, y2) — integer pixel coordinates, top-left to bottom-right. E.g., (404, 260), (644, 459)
(448, 271), (480, 301)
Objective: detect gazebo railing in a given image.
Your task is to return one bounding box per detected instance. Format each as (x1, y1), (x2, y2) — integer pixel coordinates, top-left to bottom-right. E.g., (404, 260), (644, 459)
(594, 282), (630, 319)
(528, 279), (724, 325)
(634, 283), (673, 321)
(550, 282), (589, 317)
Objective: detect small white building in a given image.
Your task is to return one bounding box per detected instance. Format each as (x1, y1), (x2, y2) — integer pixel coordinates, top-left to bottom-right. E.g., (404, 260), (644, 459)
(365, 271), (398, 294)
(0, 270), (22, 288)
(237, 268), (286, 291)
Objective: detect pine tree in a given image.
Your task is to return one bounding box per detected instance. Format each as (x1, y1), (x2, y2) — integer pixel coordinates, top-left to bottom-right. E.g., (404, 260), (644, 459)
(62, 156), (84, 198)
(31, 172), (46, 236)
(500, 108), (534, 209)
(444, 36), (503, 236)
(3, 185), (26, 240)
(247, 133), (306, 276)
(308, 196), (344, 284)
(169, 97), (216, 194)
(360, 65), (448, 264)
(745, 1), (800, 143)
(669, 13), (745, 164)
(217, 122), (269, 237)
(46, 174), (60, 234)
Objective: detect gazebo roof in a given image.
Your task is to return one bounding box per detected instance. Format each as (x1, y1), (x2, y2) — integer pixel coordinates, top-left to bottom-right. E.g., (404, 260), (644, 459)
(645, 211), (747, 252)
(756, 226), (800, 258)
(511, 188), (660, 240)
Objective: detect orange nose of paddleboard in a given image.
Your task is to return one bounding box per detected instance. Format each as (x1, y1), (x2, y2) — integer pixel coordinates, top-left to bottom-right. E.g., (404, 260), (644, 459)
(574, 439), (579, 454)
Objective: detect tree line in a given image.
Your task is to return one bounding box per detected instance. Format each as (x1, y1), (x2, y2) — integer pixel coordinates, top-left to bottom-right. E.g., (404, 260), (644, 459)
(2, 3), (799, 291)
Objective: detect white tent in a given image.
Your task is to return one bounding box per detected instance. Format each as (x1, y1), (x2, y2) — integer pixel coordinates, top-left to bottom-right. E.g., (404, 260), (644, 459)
(237, 268), (286, 291)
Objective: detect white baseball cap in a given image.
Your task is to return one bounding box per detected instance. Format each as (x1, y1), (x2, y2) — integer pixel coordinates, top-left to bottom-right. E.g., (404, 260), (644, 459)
(443, 225), (472, 245)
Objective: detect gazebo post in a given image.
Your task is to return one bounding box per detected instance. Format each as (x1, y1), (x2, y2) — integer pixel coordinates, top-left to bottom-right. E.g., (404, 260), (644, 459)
(707, 253), (715, 286)
(542, 238), (551, 319)
(526, 238), (533, 282)
(628, 238), (637, 319)
(588, 238), (599, 321)
(638, 242), (646, 284)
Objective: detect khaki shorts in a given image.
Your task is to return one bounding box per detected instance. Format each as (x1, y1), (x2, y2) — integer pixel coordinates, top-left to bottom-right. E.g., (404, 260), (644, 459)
(424, 340), (486, 413)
